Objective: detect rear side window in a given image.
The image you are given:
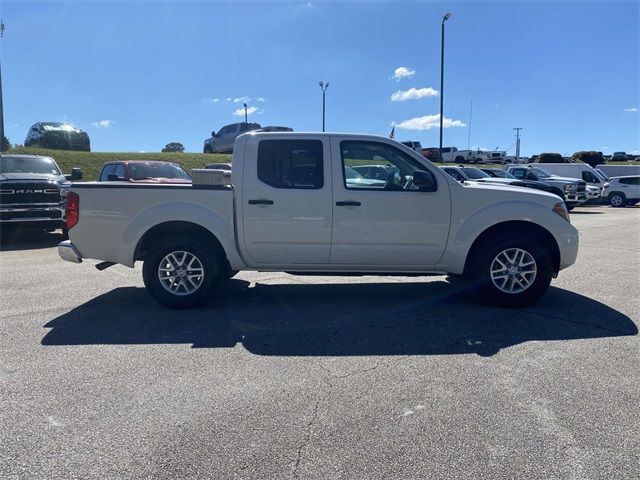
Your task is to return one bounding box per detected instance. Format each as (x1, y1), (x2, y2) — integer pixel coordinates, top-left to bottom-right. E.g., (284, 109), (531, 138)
(257, 140), (323, 189)
(619, 177), (640, 185)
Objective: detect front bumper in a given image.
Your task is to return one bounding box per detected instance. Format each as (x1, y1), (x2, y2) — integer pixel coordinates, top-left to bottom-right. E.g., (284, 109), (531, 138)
(565, 192), (588, 204)
(557, 226), (580, 270)
(58, 240), (83, 264)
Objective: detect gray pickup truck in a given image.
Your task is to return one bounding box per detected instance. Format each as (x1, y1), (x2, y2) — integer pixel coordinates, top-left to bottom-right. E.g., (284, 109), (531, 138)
(0, 154), (82, 234)
(505, 165), (587, 210)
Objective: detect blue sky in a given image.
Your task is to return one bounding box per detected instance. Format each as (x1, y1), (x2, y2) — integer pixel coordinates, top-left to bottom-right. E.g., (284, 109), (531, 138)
(2, 0), (638, 156)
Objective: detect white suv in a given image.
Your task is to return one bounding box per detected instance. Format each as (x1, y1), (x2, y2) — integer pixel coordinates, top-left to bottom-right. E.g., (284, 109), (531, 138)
(603, 176), (640, 207)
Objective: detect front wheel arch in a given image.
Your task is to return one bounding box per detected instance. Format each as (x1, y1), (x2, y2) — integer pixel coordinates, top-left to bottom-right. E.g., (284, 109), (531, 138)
(463, 221), (560, 276)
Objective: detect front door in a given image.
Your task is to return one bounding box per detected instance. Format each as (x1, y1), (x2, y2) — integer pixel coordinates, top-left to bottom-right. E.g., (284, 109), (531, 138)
(241, 137), (332, 265)
(330, 139), (451, 267)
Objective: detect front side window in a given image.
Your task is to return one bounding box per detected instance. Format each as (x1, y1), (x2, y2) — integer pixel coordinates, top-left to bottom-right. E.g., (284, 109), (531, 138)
(444, 168), (466, 182)
(582, 171), (600, 183)
(341, 141), (427, 191)
(257, 140), (323, 189)
(114, 165), (126, 179)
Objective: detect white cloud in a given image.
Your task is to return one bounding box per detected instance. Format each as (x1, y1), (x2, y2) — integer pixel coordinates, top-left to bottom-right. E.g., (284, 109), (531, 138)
(90, 120), (114, 128)
(390, 87), (439, 101)
(226, 97), (232, 102)
(396, 113), (466, 131)
(256, 97), (266, 102)
(392, 66), (415, 81)
(624, 107), (638, 112)
(233, 96), (251, 103)
(204, 98), (219, 103)
(232, 106), (262, 117)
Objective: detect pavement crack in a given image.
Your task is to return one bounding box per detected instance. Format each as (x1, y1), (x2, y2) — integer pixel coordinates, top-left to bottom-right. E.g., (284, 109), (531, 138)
(292, 397), (322, 479)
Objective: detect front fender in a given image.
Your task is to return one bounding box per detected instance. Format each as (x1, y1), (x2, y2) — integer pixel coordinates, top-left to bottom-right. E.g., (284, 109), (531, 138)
(117, 201), (241, 268)
(438, 200), (571, 274)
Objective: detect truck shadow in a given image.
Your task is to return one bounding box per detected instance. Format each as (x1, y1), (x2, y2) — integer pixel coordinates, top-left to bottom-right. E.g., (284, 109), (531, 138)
(41, 280), (637, 357)
(0, 229), (64, 252)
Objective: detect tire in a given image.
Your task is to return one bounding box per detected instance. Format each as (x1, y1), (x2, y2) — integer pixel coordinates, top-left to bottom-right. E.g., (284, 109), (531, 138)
(609, 192), (626, 207)
(142, 235), (224, 308)
(455, 156), (465, 163)
(61, 227), (69, 240)
(566, 204), (574, 212)
(203, 145), (213, 154)
(468, 234), (553, 308)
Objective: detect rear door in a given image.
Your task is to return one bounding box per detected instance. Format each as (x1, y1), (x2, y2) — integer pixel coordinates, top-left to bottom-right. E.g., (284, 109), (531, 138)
(241, 137), (332, 264)
(330, 138), (451, 267)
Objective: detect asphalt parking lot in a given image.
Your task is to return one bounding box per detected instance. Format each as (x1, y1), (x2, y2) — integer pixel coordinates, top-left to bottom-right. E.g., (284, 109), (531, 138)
(1, 206), (639, 479)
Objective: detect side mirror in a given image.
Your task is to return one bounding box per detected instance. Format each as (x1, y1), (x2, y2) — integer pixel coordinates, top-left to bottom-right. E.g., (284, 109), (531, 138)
(107, 174), (123, 181)
(413, 170), (437, 192)
(65, 167), (83, 181)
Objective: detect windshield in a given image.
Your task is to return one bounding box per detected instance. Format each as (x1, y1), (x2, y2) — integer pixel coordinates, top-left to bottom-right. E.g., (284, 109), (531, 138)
(129, 163), (191, 180)
(461, 167), (490, 179)
(531, 167), (552, 178)
(0, 156), (61, 175)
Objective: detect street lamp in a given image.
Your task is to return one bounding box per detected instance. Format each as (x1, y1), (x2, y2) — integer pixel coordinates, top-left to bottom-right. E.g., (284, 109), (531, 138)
(243, 103), (248, 123)
(0, 20), (5, 151)
(439, 12), (451, 163)
(319, 81), (329, 132)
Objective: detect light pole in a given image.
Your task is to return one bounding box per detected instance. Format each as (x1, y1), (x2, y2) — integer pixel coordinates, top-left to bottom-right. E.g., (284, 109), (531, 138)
(319, 81), (329, 132)
(0, 20), (5, 151)
(439, 13), (451, 162)
(243, 103), (248, 123)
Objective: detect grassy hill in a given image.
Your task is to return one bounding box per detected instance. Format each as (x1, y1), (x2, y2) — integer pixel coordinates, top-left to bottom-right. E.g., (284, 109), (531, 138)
(8, 147), (232, 181)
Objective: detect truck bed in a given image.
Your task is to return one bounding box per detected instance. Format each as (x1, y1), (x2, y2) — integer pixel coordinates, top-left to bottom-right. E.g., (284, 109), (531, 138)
(69, 182), (234, 267)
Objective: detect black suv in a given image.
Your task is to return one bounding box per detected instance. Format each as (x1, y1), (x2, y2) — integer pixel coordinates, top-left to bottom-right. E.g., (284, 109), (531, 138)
(25, 122), (91, 152)
(0, 154), (83, 233)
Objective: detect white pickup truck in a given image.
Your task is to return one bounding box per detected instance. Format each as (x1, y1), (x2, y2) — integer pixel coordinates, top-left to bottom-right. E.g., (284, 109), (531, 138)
(58, 133), (579, 308)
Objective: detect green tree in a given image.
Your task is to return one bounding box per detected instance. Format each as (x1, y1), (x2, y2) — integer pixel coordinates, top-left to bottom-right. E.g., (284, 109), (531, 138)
(162, 142), (185, 153)
(571, 151), (604, 168)
(1, 136), (10, 151)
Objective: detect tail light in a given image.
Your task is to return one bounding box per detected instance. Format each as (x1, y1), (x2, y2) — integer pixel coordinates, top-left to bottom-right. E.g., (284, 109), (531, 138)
(66, 191), (79, 229)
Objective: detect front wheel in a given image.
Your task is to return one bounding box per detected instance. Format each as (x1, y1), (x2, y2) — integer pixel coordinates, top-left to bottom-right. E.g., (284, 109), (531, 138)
(142, 236), (223, 308)
(609, 192), (626, 207)
(469, 235), (553, 307)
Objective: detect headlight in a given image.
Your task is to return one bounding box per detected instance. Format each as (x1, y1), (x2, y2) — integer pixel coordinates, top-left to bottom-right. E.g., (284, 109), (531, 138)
(563, 184), (577, 192)
(553, 202), (570, 222)
(59, 187), (70, 198)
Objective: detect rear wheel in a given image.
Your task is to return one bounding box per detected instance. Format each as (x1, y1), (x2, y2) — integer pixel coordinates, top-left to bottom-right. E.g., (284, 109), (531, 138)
(468, 234), (553, 307)
(142, 236), (223, 308)
(609, 192), (626, 207)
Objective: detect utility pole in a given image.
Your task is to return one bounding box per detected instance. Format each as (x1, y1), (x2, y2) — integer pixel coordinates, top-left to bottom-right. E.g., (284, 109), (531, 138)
(319, 81), (329, 132)
(467, 99), (473, 150)
(439, 13), (451, 162)
(243, 103), (248, 123)
(514, 127), (522, 163)
(0, 20), (5, 151)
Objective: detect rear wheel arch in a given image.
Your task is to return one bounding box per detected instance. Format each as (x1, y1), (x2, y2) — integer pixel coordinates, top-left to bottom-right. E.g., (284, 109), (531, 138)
(134, 221), (230, 272)
(463, 221), (560, 276)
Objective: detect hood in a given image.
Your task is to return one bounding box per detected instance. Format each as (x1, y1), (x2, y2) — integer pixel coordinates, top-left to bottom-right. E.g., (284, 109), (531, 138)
(0, 172), (64, 182)
(129, 177), (192, 184)
(464, 180), (560, 206)
(546, 175), (582, 183)
(474, 178), (515, 185)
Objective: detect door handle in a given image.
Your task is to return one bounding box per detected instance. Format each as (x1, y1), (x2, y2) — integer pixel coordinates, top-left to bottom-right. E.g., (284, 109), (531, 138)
(336, 201), (361, 207)
(248, 199), (274, 205)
